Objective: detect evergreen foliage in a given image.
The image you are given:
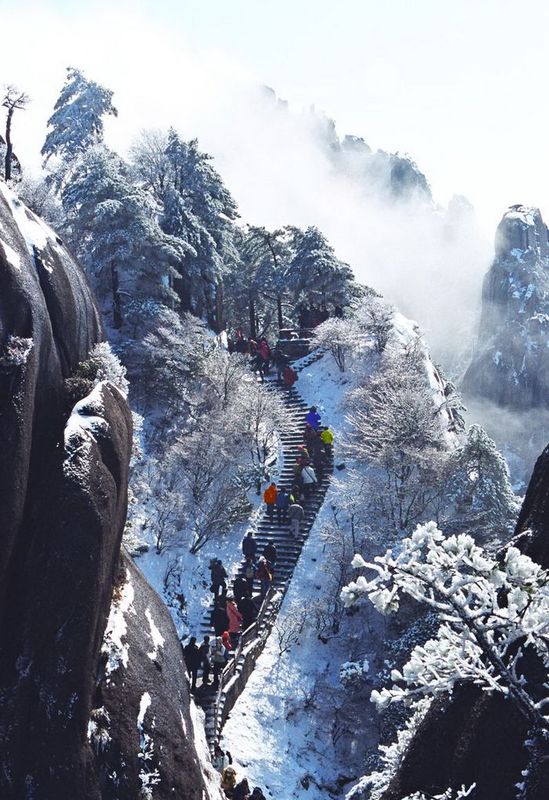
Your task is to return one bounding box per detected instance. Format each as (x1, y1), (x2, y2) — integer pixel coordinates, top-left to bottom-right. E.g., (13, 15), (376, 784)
(42, 67), (117, 165)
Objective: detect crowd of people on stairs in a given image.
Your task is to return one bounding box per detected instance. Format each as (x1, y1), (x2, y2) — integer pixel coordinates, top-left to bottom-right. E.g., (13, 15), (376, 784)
(182, 401), (335, 695)
(180, 358), (334, 795)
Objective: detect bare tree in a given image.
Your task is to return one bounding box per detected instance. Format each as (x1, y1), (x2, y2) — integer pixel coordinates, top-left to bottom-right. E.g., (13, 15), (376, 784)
(2, 85), (29, 181)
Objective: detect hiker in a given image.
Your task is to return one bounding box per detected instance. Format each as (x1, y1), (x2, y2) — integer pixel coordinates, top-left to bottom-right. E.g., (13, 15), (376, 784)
(250, 789), (266, 800)
(275, 487), (290, 524)
(213, 743), (233, 772)
(255, 556), (273, 599)
(244, 556), (255, 592)
(293, 460), (304, 486)
(233, 574), (249, 601)
(248, 338), (257, 356)
(198, 635), (212, 687)
(211, 636), (227, 689)
(242, 531), (257, 561)
(226, 596), (243, 648)
(288, 501), (305, 538)
(301, 463), (317, 499)
(237, 591), (258, 629)
(221, 764), (237, 796)
(222, 630), (234, 657)
(320, 426), (334, 454)
(263, 482), (277, 521)
(312, 446), (325, 480)
(306, 405), (321, 430)
(258, 337), (271, 370)
(212, 599), (230, 636)
(210, 558), (228, 599)
(303, 423), (318, 450)
(182, 636), (201, 692)
(263, 539), (277, 570)
(283, 364), (298, 388)
(251, 351), (266, 381)
(273, 348), (289, 382)
(234, 328), (247, 354)
(289, 483), (302, 504)
(233, 778), (251, 800)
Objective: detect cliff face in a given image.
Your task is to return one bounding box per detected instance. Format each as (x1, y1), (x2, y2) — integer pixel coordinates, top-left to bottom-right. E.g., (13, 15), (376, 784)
(0, 183), (212, 799)
(463, 205), (549, 409)
(377, 443), (549, 800)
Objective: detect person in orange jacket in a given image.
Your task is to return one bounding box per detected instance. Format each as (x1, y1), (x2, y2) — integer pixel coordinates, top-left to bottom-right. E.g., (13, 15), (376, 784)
(263, 482), (278, 521)
(226, 596), (243, 648)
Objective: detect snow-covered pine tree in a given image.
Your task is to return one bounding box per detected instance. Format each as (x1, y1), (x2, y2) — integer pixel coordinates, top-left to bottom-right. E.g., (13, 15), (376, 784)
(42, 67), (117, 167)
(61, 144), (189, 329)
(448, 423), (519, 533)
(289, 226), (356, 310)
(225, 225), (293, 337)
(162, 129), (239, 330)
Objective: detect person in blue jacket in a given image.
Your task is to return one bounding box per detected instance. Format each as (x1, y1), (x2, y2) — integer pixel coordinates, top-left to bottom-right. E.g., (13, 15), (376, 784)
(305, 405), (321, 430)
(275, 487), (290, 524)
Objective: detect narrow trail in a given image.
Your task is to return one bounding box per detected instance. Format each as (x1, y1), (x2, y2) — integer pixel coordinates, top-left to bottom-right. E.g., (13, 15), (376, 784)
(195, 353), (333, 753)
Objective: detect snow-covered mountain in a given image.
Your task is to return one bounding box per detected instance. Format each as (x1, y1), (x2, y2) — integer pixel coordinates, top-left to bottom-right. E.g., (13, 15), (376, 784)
(463, 205), (549, 409)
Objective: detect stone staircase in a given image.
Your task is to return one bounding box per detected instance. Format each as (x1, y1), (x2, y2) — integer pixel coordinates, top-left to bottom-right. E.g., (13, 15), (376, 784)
(195, 366), (333, 751)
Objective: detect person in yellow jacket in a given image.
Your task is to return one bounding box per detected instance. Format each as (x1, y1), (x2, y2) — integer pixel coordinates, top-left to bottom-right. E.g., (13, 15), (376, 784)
(320, 427), (334, 455)
(263, 482), (278, 521)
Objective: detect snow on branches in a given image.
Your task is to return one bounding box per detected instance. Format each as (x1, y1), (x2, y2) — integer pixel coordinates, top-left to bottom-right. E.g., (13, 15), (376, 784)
(342, 521), (549, 727)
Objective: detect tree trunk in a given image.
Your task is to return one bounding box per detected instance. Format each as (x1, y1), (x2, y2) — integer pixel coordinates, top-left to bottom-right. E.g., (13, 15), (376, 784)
(111, 260), (122, 329)
(249, 296), (257, 340)
(213, 282), (224, 334)
(277, 295), (283, 332)
(4, 107), (13, 181)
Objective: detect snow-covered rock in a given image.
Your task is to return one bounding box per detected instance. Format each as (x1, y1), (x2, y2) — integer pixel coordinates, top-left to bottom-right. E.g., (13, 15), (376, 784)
(463, 204), (549, 408)
(0, 183), (214, 800)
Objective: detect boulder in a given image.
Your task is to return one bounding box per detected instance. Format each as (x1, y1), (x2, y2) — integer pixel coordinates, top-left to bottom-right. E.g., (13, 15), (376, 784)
(0, 183), (215, 799)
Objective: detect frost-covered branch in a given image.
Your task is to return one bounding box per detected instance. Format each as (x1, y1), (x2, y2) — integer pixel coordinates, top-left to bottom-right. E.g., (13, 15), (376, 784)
(342, 521), (549, 728)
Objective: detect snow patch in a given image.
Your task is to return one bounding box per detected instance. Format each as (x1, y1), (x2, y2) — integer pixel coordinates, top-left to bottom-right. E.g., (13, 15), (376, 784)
(0, 181), (58, 267)
(0, 237), (21, 269)
(64, 382), (109, 478)
(145, 608), (164, 661)
(101, 570), (135, 676)
(137, 692), (152, 729)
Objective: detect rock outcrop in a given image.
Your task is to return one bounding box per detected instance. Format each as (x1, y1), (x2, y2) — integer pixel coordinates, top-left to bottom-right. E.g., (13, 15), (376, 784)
(463, 205), (549, 408)
(376, 443), (549, 800)
(0, 183), (213, 799)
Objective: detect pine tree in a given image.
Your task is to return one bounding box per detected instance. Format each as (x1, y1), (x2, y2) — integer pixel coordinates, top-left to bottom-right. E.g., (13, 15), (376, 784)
(289, 226), (356, 310)
(449, 424), (519, 532)
(161, 129), (238, 330)
(61, 145), (188, 329)
(42, 67), (117, 166)
(227, 226), (292, 337)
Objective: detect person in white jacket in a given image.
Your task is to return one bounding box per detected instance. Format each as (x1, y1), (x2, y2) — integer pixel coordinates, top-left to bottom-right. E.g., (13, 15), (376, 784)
(301, 464), (317, 499)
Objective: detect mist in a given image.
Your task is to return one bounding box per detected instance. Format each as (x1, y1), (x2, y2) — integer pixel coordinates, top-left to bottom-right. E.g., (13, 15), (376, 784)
(2, 4), (493, 370)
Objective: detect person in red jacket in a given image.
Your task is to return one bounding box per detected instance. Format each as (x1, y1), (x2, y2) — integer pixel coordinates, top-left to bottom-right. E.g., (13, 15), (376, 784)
(283, 364), (298, 388)
(263, 482), (278, 521)
(226, 596), (243, 648)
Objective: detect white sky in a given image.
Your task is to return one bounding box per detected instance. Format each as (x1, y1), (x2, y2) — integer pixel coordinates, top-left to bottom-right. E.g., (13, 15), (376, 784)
(2, 0), (548, 364)
(3, 0), (549, 237)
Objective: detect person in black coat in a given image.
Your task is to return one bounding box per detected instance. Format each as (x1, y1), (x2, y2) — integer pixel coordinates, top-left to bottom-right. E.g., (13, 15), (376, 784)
(211, 600), (230, 636)
(183, 636), (201, 691)
(263, 540), (277, 570)
(233, 574), (249, 600)
(237, 592), (258, 630)
(210, 558), (228, 598)
(242, 531), (257, 561)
